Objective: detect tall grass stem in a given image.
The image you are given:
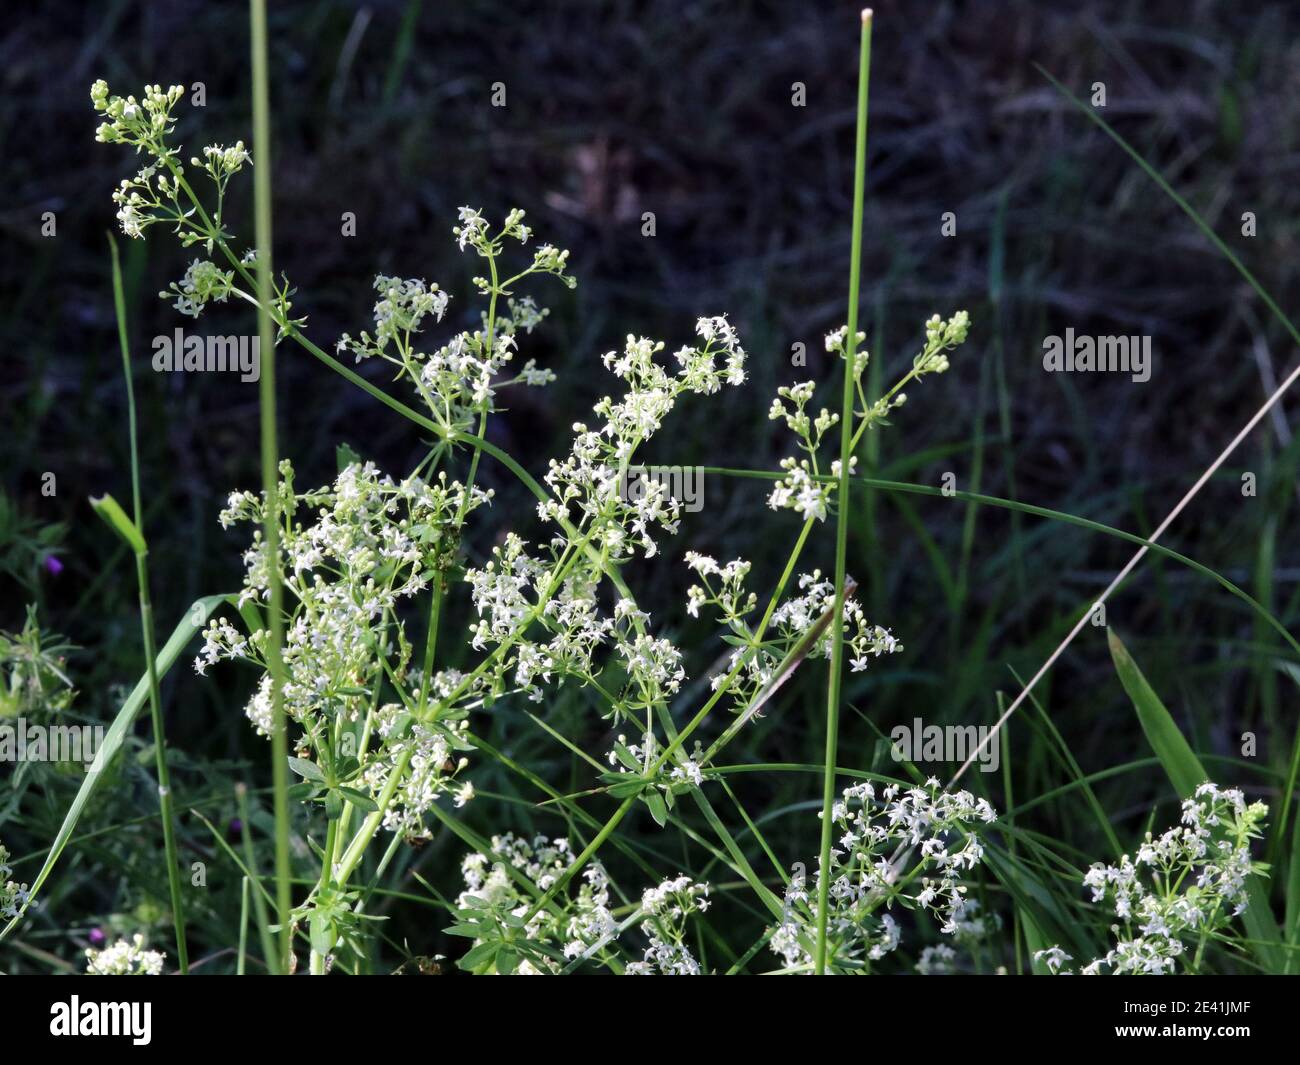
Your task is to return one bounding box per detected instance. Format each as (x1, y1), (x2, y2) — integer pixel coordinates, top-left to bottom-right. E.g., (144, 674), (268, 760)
(814, 8), (872, 975)
(249, 0), (291, 975)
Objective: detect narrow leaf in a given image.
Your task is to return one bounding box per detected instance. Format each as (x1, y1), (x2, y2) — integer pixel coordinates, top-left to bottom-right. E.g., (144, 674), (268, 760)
(89, 493), (146, 556)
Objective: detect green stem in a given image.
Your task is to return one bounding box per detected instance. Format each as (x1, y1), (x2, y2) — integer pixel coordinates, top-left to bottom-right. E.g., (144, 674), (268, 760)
(238, 876), (250, 975)
(308, 817), (338, 975)
(249, 0), (291, 975)
(108, 234), (189, 974)
(236, 782), (279, 972)
(815, 9), (872, 976)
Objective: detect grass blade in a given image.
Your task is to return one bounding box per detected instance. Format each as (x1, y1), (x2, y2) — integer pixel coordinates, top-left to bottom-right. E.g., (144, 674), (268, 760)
(0, 595), (229, 945)
(1107, 630), (1205, 798)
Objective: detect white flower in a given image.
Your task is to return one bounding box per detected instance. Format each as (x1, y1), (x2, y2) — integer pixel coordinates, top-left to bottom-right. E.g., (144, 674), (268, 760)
(1033, 946), (1073, 974)
(86, 934), (166, 975)
(1037, 784), (1267, 975)
(770, 779), (995, 972)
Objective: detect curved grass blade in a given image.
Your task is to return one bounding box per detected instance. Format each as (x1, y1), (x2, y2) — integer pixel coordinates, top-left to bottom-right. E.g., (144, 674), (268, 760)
(0, 594), (230, 944)
(1108, 630), (1205, 799)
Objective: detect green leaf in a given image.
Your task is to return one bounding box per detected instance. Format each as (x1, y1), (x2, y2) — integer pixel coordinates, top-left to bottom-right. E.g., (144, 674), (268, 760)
(336, 442), (362, 472)
(610, 740), (640, 772)
(457, 941), (498, 971)
(982, 840), (1094, 961)
(644, 790), (669, 827)
(288, 756), (325, 782)
(89, 493), (146, 556)
(324, 789), (344, 821)
(339, 786), (378, 813)
(1107, 630), (1205, 797)
(1286, 814), (1300, 974)
(0, 595), (230, 944)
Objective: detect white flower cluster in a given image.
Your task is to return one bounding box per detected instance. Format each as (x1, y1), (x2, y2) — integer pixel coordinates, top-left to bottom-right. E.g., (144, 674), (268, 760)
(358, 702), (473, 841)
(460, 317), (745, 734)
(771, 570), (901, 671)
(454, 833), (618, 973)
(0, 842), (32, 921)
(683, 553), (755, 621)
(161, 258), (235, 318)
(91, 80), (185, 155)
(108, 160), (177, 241)
(914, 898), (1002, 974)
(454, 205), (574, 290)
(195, 460), (489, 838)
(538, 318), (746, 561)
(918, 311), (970, 374)
(770, 778), (995, 973)
(465, 534), (595, 698)
(336, 213), (567, 440)
(93, 80), (246, 252)
(451, 836), (711, 975)
(767, 314), (968, 523)
(85, 934), (166, 976)
(1035, 783), (1268, 975)
(916, 942), (959, 974)
(336, 275), (451, 363)
(191, 140), (250, 191)
(625, 875), (711, 975)
(464, 537), (690, 728)
(767, 381), (842, 522)
(694, 564), (901, 715)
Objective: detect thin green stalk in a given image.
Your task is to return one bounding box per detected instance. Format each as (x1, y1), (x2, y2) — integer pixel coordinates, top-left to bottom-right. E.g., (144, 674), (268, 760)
(108, 234), (189, 973)
(814, 8), (872, 976)
(236, 782), (279, 972)
(309, 818), (338, 975)
(238, 876), (250, 975)
(249, 0), (291, 975)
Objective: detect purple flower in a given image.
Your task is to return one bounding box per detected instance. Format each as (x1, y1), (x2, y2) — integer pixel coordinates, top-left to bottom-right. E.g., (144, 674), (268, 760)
(89, 926), (106, 946)
(44, 556), (64, 576)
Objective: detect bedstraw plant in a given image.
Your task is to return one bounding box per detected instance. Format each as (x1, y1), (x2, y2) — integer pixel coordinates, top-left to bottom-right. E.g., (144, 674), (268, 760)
(0, 8), (1284, 977)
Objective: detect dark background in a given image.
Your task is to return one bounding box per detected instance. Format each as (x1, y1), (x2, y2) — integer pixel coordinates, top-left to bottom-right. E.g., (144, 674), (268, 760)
(2, 0), (1298, 971)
